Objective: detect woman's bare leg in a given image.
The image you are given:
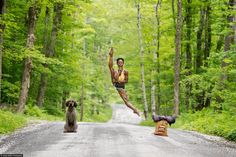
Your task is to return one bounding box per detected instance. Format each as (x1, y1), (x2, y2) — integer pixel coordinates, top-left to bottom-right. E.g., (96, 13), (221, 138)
(117, 88), (140, 116)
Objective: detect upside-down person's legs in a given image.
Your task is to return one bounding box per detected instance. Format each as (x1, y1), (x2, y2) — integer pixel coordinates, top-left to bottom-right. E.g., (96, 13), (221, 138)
(117, 88), (140, 116)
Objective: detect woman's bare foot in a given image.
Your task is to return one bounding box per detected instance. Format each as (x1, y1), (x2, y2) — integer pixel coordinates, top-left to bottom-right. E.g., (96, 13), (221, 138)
(133, 109), (141, 116)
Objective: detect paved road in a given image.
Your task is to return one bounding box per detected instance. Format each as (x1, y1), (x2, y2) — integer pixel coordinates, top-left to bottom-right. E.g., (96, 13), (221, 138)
(0, 104), (236, 157)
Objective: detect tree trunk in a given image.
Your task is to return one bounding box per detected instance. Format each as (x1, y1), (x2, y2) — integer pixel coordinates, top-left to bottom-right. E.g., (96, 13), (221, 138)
(220, 0), (235, 83)
(156, 58), (161, 115)
(17, 5), (38, 113)
(36, 7), (50, 107)
(196, 7), (205, 73)
(203, 3), (212, 108)
(0, 0), (6, 105)
(152, 0), (161, 115)
(194, 6), (207, 110)
(195, 2), (212, 110)
(203, 4), (211, 66)
(80, 24), (87, 121)
(217, 0), (235, 105)
(37, 3), (63, 107)
(151, 77), (156, 116)
(80, 83), (84, 121)
(185, 0), (192, 111)
(137, 0), (148, 119)
(216, 34), (224, 52)
(173, 0), (182, 116)
(172, 0), (176, 28)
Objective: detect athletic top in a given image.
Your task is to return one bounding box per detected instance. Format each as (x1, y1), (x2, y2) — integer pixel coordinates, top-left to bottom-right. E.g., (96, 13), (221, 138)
(118, 70), (125, 82)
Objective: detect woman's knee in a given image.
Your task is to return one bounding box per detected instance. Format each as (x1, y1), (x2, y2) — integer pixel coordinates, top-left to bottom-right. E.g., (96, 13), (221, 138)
(121, 92), (128, 100)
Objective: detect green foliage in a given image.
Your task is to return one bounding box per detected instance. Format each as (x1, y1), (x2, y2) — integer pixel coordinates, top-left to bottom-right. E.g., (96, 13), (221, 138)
(0, 110), (27, 134)
(139, 119), (155, 127)
(24, 104), (44, 117)
(24, 101), (64, 120)
(226, 129), (236, 141)
(43, 105), (64, 117)
(173, 108), (236, 142)
(82, 105), (112, 122)
(1, 80), (20, 104)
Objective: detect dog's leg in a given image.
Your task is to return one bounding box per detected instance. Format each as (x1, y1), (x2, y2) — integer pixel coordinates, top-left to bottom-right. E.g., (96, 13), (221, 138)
(72, 111), (77, 132)
(64, 124), (68, 133)
(64, 113), (70, 133)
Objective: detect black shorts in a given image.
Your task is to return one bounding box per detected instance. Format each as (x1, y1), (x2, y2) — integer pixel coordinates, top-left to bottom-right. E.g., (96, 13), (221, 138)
(113, 82), (125, 89)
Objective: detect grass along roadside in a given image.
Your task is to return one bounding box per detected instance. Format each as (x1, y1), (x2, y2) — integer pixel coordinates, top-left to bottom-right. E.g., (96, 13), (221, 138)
(172, 109), (236, 142)
(81, 104), (112, 122)
(0, 110), (27, 134)
(0, 104), (112, 135)
(0, 109), (63, 135)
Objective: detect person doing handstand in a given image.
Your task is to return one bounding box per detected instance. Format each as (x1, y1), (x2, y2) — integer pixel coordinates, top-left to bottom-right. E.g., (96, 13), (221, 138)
(108, 47), (140, 116)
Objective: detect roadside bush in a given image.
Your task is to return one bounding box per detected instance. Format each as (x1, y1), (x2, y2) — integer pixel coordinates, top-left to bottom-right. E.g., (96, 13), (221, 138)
(226, 129), (236, 141)
(83, 104), (112, 122)
(0, 110), (27, 134)
(172, 108), (236, 142)
(24, 104), (44, 117)
(43, 105), (64, 117)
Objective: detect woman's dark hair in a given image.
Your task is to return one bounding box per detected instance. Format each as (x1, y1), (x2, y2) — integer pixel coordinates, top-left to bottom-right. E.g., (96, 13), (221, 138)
(116, 58), (124, 63)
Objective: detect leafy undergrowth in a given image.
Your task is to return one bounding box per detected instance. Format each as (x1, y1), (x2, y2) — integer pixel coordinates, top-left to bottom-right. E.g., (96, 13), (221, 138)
(0, 110), (27, 134)
(82, 105), (112, 122)
(0, 104), (113, 135)
(24, 103), (113, 122)
(0, 105), (64, 135)
(172, 108), (236, 142)
(24, 104), (63, 121)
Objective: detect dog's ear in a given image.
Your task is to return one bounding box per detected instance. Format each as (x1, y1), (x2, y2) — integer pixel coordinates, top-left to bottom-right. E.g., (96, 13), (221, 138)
(74, 101), (77, 107)
(65, 100), (70, 107)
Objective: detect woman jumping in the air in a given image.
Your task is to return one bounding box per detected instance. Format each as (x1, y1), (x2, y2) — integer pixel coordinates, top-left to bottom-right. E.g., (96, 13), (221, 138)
(108, 47), (141, 116)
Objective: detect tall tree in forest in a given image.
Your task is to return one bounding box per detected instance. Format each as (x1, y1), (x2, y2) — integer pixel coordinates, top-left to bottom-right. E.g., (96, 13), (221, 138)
(0, 0), (5, 104)
(151, 0), (161, 115)
(137, 0), (148, 119)
(172, 0), (176, 28)
(80, 34), (86, 121)
(17, 2), (38, 113)
(218, 0), (235, 105)
(184, 0), (192, 111)
(80, 82), (84, 121)
(37, 3), (63, 107)
(196, 7), (205, 74)
(193, 1), (212, 110)
(36, 6), (50, 107)
(203, 2), (211, 66)
(173, 0), (182, 116)
(151, 49), (156, 115)
(222, 0), (235, 80)
(202, 1), (212, 109)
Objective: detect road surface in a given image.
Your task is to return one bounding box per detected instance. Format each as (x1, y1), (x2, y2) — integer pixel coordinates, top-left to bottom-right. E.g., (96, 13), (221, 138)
(0, 104), (235, 157)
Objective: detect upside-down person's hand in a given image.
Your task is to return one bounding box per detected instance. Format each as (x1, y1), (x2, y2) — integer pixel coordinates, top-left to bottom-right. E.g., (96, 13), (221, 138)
(109, 47), (114, 56)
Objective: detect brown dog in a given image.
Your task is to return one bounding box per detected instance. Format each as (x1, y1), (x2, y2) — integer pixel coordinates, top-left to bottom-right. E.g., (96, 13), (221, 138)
(64, 100), (78, 133)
